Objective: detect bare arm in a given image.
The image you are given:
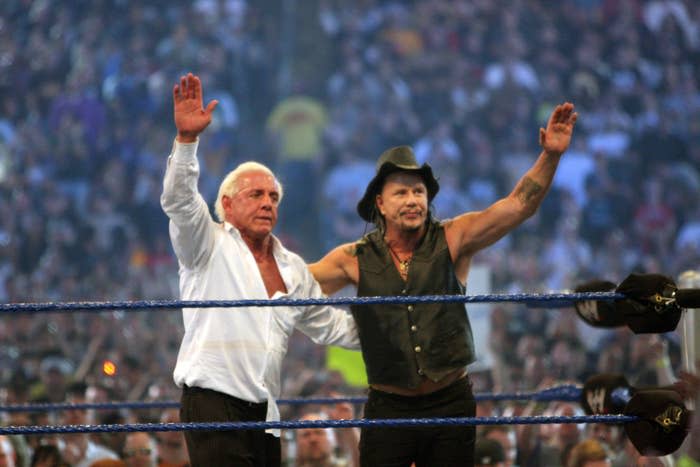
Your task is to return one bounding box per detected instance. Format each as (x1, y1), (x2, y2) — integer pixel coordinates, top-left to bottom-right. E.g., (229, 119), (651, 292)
(309, 242), (360, 295)
(445, 102), (577, 260)
(73, 327), (107, 382)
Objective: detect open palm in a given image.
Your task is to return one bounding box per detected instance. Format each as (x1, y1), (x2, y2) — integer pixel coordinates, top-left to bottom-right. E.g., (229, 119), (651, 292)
(173, 73), (218, 139)
(540, 102), (577, 156)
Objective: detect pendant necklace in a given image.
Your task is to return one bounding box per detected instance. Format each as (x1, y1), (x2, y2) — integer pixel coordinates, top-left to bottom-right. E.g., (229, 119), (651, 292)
(387, 244), (412, 277)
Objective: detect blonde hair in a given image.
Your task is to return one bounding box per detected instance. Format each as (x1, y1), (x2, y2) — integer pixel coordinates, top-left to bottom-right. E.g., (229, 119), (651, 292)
(567, 438), (609, 467)
(214, 161), (283, 222)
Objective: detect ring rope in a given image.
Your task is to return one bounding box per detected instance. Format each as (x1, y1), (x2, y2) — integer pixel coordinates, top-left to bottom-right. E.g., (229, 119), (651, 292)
(0, 292), (623, 314)
(0, 414), (638, 436)
(0, 294), (636, 441)
(0, 385), (584, 413)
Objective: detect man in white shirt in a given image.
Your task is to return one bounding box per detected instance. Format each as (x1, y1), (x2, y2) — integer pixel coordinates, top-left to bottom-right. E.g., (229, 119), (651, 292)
(161, 73), (359, 467)
(0, 435), (16, 467)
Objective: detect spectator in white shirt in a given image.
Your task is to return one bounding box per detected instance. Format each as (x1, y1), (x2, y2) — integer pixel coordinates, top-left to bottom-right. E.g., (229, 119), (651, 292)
(0, 436), (16, 467)
(161, 72), (359, 467)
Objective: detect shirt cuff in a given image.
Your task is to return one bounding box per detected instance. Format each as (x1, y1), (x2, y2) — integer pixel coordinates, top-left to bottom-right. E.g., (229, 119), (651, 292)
(171, 137), (199, 162)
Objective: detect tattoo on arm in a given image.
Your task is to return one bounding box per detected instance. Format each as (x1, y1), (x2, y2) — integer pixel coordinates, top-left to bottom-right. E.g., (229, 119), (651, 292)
(342, 244), (358, 257)
(516, 177), (543, 205)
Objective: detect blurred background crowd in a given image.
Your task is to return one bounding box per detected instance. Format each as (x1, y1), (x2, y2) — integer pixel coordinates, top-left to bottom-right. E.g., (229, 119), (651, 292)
(1, 0), (700, 465)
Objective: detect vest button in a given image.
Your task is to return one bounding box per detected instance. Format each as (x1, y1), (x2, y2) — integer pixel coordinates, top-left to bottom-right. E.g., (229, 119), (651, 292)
(410, 325), (417, 332)
(401, 289), (407, 294)
(414, 345), (421, 353)
(407, 305), (414, 312)
(418, 368), (424, 375)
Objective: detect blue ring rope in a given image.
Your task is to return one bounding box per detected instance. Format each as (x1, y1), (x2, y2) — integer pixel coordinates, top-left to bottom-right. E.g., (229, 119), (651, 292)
(0, 385), (585, 413)
(0, 414), (638, 435)
(0, 295), (630, 435)
(0, 292), (623, 314)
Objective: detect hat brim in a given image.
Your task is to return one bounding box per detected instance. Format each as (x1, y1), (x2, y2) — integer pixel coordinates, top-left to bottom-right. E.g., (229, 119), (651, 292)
(356, 162), (440, 222)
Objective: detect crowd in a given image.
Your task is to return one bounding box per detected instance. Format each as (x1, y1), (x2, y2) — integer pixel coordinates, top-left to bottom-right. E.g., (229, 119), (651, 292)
(1, 0), (700, 465)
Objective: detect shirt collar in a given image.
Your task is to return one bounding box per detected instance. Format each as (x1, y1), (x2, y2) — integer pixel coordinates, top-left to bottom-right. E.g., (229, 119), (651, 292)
(223, 222), (289, 263)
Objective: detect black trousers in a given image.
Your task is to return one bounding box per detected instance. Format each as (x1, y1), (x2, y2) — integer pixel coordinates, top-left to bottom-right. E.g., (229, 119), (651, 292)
(180, 385), (281, 467)
(359, 377), (476, 467)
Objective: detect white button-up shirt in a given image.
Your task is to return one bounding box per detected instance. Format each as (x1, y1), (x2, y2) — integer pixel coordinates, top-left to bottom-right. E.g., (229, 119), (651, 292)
(161, 139), (359, 431)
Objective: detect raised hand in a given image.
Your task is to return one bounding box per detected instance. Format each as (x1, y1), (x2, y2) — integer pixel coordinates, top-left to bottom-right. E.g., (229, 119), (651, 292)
(173, 73), (218, 143)
(539, 102), (577, 157)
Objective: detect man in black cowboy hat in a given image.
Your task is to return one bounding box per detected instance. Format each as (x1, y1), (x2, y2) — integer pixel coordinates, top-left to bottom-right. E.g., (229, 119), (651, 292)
(310, 102), (577, 466)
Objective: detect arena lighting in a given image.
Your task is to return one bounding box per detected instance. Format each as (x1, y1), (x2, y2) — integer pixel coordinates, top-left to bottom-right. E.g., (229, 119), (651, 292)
(102, 360), (117, 377)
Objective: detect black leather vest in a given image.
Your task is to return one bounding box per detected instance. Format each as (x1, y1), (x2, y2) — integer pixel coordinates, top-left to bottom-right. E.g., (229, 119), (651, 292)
(351, 221), (475, 388)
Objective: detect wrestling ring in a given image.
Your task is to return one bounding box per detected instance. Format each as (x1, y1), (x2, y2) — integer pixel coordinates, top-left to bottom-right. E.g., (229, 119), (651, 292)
(0, 275), (697, 458)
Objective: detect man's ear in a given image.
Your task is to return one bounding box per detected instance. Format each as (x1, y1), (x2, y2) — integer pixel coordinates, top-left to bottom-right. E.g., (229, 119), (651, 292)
(375, 194), (384, 216)
(222, 195), (233, 212)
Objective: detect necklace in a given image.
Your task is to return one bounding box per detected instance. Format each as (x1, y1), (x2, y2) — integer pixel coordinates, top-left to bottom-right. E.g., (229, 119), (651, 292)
(387, 244), (413, 276)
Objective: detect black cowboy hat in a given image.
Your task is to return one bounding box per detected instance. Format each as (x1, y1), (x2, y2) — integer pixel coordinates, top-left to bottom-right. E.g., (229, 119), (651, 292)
(356, 145), (440, 222)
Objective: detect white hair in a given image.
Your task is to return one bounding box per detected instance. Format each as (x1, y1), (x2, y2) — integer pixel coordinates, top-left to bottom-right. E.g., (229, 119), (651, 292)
(214, 161), (283, 222)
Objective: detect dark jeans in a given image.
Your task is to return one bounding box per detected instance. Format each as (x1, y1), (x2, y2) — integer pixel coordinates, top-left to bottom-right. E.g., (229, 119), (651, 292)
(180, 385), (281, 467)
(359, 377), (476, 467)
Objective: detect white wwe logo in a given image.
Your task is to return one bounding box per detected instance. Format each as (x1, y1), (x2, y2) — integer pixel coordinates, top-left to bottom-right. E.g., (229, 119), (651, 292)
(577, 300), (600, 322)
(586, 388), (607, 414)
